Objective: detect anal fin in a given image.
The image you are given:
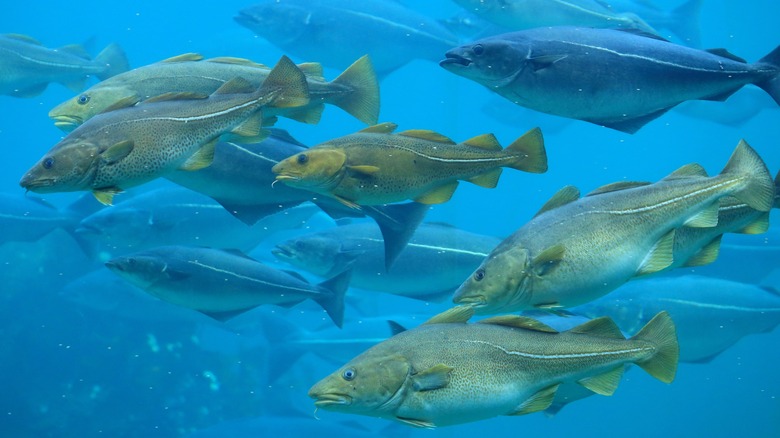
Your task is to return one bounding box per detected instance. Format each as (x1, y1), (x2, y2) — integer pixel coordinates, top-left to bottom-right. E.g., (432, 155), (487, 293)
(577, 366), (624, 396)
(414, 181), (459, 204)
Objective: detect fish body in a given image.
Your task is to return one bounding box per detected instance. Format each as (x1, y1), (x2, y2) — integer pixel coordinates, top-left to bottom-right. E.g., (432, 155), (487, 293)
(0, 34), (129, 97)
(441, 27), (780, 133)
(273, 222), (500, 301)
(104, 245), (351, 327)
(453, 141), (775, 313)
(309, 307), (678, 428)
(573, 275), (780, 363)
(272, 123), (547, 206)
(235, 0), (458, 76)
(20, 56), (309, 205)
(49, 53), (379, 130)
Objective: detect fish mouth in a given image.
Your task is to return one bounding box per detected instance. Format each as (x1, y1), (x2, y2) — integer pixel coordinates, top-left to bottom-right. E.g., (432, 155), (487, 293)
(440, 53), (472, 68)
(271, 244), (295, 260)
(274, 174), (301, 183)
(19, 176), (56, 191)
(311, 393), (351, 407)
(453, 294), (487, 308)
(50, 115), (82, 131)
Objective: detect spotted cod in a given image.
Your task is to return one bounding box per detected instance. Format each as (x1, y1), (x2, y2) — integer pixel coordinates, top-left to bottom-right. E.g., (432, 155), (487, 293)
(308, 306), (678, 428)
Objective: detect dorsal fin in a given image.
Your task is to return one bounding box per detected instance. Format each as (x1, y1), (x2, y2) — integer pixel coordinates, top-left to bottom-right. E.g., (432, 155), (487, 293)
(218, 248), (257, 260)
(662, 163), (708, 180)
(424, 306), (474, 325)
(359, 122), (397, 134)
(58, 44), (91, 59)
(461, 133), (502, 151)
(478, 315), (558, 333)
(99, 95), (141, 113)
(206, 56), (267, 68)
(143, 92), (209, 103)
(586, 181), (651, 196)
(213, 77), (255, 95)
(534, 186), (580, 217)
(5, 33), (42, 45)
(706, 48), (747, 63)
(296, 62), (324, 79)
(398, 129), (455, 144)
(569, 316), (624, 338)
(161, 53), (204, 63)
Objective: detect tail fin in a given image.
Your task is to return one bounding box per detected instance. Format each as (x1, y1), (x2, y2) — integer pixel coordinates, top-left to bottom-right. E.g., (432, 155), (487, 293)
(329, 55), (381, 125)
(756, 45), (780, 105)
(505, 127), (547, 173)
(631, 311), (679, 383)
(667, 0), (702, 46)
(363, 202), (430, 270)
(94, 43), (130, 80)
(260, 55), (310, 109)
(719, 140), (774, 211)
(774, 170), (780, 209)
(312, 268), (353, 328)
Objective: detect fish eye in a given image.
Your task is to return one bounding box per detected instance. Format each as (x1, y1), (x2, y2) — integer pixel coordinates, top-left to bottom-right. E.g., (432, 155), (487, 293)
(473, 44), (485, 56)
(77, 94), (91, 105)
(42, 157), (54, 169)
(297, 154), (308, 165)
(342, 368), (356, 381)
(474, 268), (485, 282)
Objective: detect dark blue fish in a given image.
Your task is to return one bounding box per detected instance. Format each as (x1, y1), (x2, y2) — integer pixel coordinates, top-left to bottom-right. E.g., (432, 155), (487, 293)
(441, 27), (780, 133)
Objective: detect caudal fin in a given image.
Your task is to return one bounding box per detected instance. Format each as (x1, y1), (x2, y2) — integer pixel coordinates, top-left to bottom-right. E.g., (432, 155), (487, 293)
(631, 311), (679, 383)
(756, 45), (780, 105)
(312, 268), (353, 328)
(94, 43), (130, 80)
(719, 140), (775, 211)
(329, 55), (381, 125)
(505, 127), (547, 174)
(260, 55), (310, 109)
(363, 202), (430, 270)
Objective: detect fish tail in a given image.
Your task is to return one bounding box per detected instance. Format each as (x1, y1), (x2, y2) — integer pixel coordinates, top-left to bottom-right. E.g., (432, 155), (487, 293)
(667, 0), (703, 46)
(260, 55), (310, 109)
(329, 55), (381, 125)
(94, 43), (130, 80)
(630, 311), (679, 384)
(362, 202), (430, 270)
(719, 139), (775, 211)
(504, 127), (548, 174)
(756, 45), (780, 105)
(313, 269), (353, 328)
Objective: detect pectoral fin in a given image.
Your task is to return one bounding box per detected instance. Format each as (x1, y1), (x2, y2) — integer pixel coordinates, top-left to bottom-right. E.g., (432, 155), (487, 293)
(414, 181), (459, 204)
(532, 244), (565, 276)
(577, 366), (625, 396)
(101, 140), (134, 165)
(528, 54), (567, 71)
(347, 165), (380, 175)
(510, 384), (559, 416)
(412, 364), (453, 391)
(179, 138), (217, 171)
(636, 229), (675, 276)
(395, 417), (435, 429)
(92, 187), (123, 206)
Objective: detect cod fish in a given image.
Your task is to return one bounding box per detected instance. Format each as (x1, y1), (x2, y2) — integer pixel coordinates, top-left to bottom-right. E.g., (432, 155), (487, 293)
(272, 123), (547, 207)
(454, 140), (775, 314)
(20, 55), (309, 206)
(441, 27), (780, 133)
(573, 275), (780, 363)
(0, 33), (129, 97)
(49, 53), (379, 131)
(105, 245), (352, 327)
(309, 306), (678, 428)
(273, 222), (500, 301)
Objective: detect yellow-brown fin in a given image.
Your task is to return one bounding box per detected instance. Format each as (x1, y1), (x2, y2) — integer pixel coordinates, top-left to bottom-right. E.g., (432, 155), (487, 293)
(359, 122), (397, 134)
(260, 55), (310, 108)
(718, 140), (774, 212)
(682, 202), (719, 227)
(737, 212), (770, 234)
(412, 364), (453, 391)
(333, 195), (361, 210)
(395, 417), (435, 429)
(100, 95), (141, 114)
(92, 187), (123, 206)
(5, 33), (42, 45)
(206, 56), (266, 68)
(213, 77), (255, 95)
(281, 103), (324, 124)
(143, 92), (209, 103)
(636, 229), (675, 276)
(631, 311), (679, 383)
(505, 127), (547, 173)
(467, 168), (502, 188)
(682, 235), (722, 267)
(478, 315), (558, 333)
(577, 366), (625, 396)
(424, 305), (474, 324)
(329, 55), (380, 125)
(414, 181), (459, 204)
(586, 181), (651, 196)
(348, 165), (380, 175)
(531, 244), (565, 276)
(399, 129), (455, 144)
(101, 140), (134, 164)
(662, 163), (708, 180)
(569, 316), (624, 338)
(510, 384), (559, 416)
(461, 133), (501, 151)
(179, 138), (218, 171)
(296, 62), (324, 79)
(534, 186), (580, 218)
(160, 53), (203, 63)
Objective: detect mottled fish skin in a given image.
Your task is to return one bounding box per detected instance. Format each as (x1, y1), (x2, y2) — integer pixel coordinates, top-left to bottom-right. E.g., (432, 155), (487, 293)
(49, 53), (379, 130)
(453, 140), (775, 314)
(0, 34), (129, 97)
(309, 307), (678, 428)
(272, 124), (547, 206)
(20, 56), (309, 204)
(441, 27), (780, 133)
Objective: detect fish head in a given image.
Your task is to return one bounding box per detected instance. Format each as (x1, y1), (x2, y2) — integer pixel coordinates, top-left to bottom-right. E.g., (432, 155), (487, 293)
(309, 353), (412, 415)
(272, 235), (349, 278)
(440, 36), (530, 88)
(452, 245), (533, 313)
(235, 3), (309, 47)
(20, 139), (101, 194)
(272, 149), (347, 193)
(104, 252), (172, 291)
(49, 86), (139, 132)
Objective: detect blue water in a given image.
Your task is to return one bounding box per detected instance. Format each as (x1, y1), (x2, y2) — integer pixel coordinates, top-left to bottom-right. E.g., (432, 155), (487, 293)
(1, 1), (779, 436)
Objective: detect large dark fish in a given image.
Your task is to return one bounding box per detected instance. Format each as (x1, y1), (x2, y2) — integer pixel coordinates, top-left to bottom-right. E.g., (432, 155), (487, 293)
(441, 27), (780, 133)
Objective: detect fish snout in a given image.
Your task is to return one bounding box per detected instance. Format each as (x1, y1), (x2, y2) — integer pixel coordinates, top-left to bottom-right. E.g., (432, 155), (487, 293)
(440, 52), (473, 68)
(271, 243), (296, 261)
(19, 173), (55, 192)
(309, 390), (352, 407)
(50, 115), (83, 132)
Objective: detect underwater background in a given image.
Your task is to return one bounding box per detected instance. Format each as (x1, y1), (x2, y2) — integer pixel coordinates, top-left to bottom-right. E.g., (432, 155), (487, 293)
(1, 0), (779, 436)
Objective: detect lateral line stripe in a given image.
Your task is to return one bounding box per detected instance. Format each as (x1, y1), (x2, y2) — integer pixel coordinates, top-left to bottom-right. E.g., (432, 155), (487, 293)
(186, 260), (314, 294)
(466, 339), (646, 359)
(362, 236), (490, 257)
(659, 298), (780, 312)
